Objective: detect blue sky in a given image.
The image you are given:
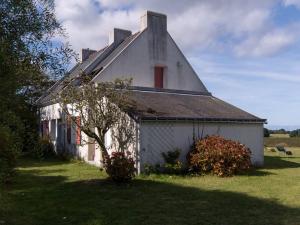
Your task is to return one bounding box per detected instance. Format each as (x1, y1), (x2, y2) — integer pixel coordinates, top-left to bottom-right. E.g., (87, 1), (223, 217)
(54, 0), (300, 129)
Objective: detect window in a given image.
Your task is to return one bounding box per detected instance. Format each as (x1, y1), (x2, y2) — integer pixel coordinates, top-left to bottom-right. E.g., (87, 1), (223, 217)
(67, 116), (81, 145)
(42, 120), (49, 137)
(76, 116), (81, 145)
(67, 116), (71, 144)
(154, 66), (164, 88)
(57, 119), (63, 145)
(50, 119), (56, 141)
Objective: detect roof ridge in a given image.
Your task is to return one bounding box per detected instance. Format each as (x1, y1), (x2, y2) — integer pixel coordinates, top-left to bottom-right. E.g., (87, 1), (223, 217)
(37, 32), (142, 105)
(91, 31), (142, 81)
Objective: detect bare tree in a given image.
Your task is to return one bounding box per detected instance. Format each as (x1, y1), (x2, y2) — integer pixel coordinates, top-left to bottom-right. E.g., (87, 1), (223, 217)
(58, 76), (136, 166)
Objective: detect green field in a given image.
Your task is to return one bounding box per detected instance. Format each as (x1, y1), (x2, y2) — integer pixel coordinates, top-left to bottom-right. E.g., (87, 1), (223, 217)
(264, 137), (300, 147)
(269, 133), (290, 138)
(1, 152), (300, 225)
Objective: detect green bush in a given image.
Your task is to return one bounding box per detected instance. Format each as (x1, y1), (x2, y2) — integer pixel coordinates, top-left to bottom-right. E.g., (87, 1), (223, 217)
(276, 143), (288, 147)
(105, 151), (136, 182)
(34, 136), (55, 160)
(290, 129), (300, 137)
(187, 136), (252, 177)
(56, 147), (73, 161)
(161, 148), (184, 174)
(0, 126), (18, 184)
(143, 163), (160, 175)
(143, 149), (184, 175)
(162, 148), (181, 165)
(161, 161), (184, 175)
(286, 150), (293, 155)
(264, 128), (270, 137)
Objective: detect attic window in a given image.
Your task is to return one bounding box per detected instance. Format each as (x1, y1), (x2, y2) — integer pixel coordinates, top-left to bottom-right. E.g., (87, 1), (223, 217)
(154, 67), (164, 88)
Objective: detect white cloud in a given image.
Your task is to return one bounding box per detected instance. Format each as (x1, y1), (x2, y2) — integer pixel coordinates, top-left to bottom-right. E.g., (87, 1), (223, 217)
(52, 0), (300, 126)
(54, 0), (300, 57)
(283, 0), (300, 8)
(234, 27), (296, 57)
(55, 0), (142, 55)
(192, 54), (300, 83)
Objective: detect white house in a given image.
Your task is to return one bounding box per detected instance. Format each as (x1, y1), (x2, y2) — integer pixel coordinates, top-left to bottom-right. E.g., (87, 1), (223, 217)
(37, 11), (266, 173)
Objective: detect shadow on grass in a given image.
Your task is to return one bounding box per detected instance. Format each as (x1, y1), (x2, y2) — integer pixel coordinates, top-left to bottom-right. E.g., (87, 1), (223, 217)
(1, 165), (299, 225)
(238, 168), (274, 176)
(264, 155), (300, 169)
(17, 156), (69, 168)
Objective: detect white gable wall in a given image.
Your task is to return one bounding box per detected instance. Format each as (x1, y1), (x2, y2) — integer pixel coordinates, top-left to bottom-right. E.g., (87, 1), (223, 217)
(93, 30), (207, 92)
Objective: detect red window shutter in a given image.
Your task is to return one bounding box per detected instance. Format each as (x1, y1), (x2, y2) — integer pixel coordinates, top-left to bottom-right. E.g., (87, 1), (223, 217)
(43, 120), (49, 137)
(67, 116), (71, 144)
(76, 116), (81, 145)
(40, 123), (43, 137)
(46, 121), (49, 136)
(154, 67), (164, 88)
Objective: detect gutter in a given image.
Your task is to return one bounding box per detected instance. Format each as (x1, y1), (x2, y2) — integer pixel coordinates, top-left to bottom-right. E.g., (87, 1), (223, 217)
(140, 116), (267, 124)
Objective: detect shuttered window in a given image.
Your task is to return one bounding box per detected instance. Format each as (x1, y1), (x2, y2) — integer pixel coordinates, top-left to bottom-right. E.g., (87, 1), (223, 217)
(42, 120), (49, 137)
(67, 116), (71, 144)
(154, 67), (164, 88)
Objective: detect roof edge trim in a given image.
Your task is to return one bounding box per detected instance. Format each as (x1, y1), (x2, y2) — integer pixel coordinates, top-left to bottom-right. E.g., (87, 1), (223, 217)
(140, 116), (267, 123)
(91, 30), (146, 82)
(129, 86), (212, 96)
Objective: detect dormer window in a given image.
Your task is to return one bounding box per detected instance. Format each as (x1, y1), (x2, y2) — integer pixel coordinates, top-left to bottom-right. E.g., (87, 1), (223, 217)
(154, 66), (164, 88)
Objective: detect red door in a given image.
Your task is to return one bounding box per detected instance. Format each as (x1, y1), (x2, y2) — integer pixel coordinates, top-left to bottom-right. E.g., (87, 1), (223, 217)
(154, 67), (164, 88)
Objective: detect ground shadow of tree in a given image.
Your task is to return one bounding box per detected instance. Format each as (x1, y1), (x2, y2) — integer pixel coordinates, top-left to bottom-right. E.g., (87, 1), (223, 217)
(17, 156), (69, 168)
(1, 168), (299, 225)
(264, 155), (300, 169)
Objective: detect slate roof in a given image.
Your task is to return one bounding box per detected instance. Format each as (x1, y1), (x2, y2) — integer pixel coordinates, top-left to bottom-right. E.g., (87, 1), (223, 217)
(37, 32), (141, 106)
(37, 30), (265, 123)
(128, 88), (266, 123)
(93, 32), (141, 73)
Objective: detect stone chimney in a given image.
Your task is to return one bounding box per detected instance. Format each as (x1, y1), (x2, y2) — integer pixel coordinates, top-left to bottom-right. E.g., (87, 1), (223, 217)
(140, 11), (167, 32)
(140, 11), (167, 61)
(82, 48), (97, 61)
(108, 28), (132, 45)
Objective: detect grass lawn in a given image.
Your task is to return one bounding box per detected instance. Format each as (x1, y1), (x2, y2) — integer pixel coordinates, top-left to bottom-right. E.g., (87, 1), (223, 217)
(1, 151), (300, 225)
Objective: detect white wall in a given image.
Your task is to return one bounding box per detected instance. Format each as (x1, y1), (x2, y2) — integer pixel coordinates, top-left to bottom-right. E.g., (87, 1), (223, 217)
(40, 103), (138, 169)
(40, 103), (61, 120)
(77, 132), (103, 167)
(139, 121), (264, 171)
(40, 103), (84, 158)
(93, 31), (207, 92)
(40, 104), (264, 173)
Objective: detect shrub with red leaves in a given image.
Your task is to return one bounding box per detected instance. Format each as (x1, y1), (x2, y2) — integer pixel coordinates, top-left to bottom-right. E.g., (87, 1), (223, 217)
(105, 151), (136, 182)
(187, 136), (252, 177)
